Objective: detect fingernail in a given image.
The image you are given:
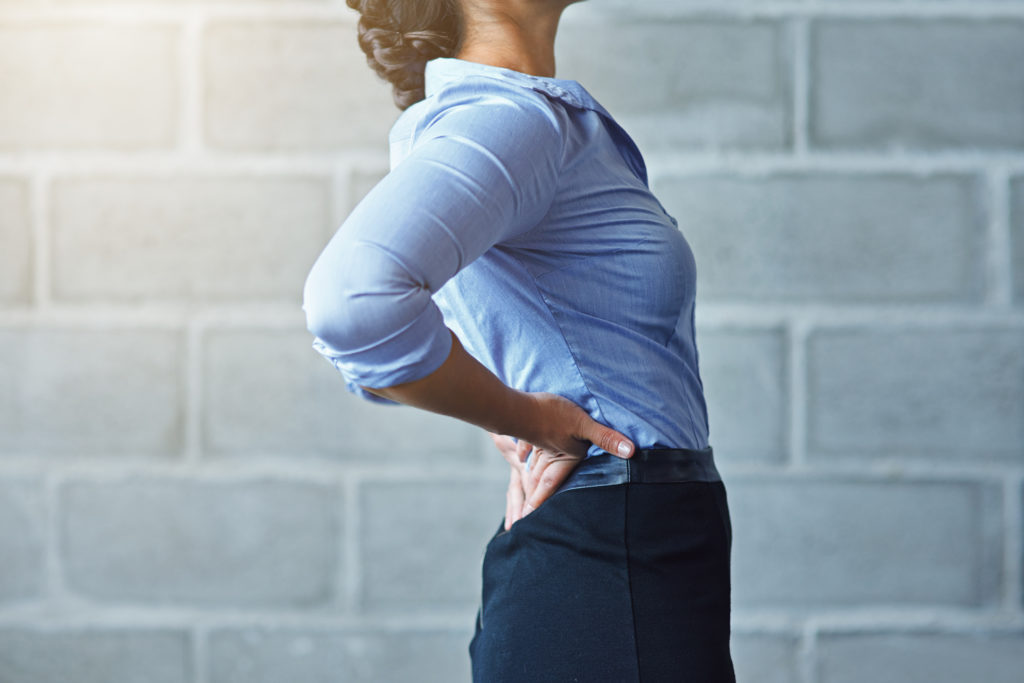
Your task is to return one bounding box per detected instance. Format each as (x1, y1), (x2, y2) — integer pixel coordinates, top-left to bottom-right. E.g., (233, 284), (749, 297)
(617, 441), (632, 457)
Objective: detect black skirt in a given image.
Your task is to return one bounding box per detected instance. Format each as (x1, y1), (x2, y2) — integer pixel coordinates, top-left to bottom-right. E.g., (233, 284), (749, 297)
(469, 447), (735, 683)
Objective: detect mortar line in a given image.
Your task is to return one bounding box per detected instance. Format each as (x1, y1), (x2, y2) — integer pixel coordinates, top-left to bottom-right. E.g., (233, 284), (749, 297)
(798, 621), (817, 683)
(792, 15), (809, 158)
(191, 624), (207, 683)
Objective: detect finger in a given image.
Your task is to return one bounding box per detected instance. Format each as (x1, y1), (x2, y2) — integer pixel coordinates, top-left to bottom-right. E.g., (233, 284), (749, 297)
(523, 458), (577, 516)
(581, 419), (635, 459)
(507, 467), (525, 527)
(505, 467), (519, 531)
(490, 434), (524, 468)
(526, 451), (563, 502)
(522, 450), (545, 501)
(516, 439), (533, 463)
(490, 432), (515, 450)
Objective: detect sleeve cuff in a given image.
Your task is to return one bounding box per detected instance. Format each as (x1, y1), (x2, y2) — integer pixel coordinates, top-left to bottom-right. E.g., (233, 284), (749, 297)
(311, 308), (454, 404)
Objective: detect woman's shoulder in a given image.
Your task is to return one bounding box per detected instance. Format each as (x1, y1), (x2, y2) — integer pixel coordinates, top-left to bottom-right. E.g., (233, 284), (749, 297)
(394, 70), (569, 145)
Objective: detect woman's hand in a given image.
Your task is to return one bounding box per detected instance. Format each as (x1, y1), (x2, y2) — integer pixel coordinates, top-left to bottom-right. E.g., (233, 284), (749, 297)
(352, 332), (633, 525)
(488, 392), (634, 529)
(488, 432), (532, 530)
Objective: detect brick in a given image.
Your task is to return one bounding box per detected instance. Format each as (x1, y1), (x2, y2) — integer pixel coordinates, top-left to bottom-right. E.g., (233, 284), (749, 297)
(0, 23), (176, 150)
(817, 631), (1024, 683)
(811, 19), (1024, 149)
(696, 328), (788, 464)
(204, 328), (483, 460)
(728, 477), (1002, 607)
(808, 328), (1024, 460)
(60, 478), (339, 606)
(360, 479), (507, 613)
(1012, 176), (1024, 305)
(203, 21), (398, 151)
(0, 628), (190, 683)
(731, 633), (800, 683)
(656, 172), (986, 303)
(0, 177), (31, 305)
(0, 479), (46, 603)
(51, 175), (330, 303)
(0, 327), (182, 456)
(207, 628), (471, 683)
(556, 18), (791, 152)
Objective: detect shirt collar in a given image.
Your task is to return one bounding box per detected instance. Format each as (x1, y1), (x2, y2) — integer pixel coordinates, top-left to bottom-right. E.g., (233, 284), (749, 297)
(424, 57), (610, 118)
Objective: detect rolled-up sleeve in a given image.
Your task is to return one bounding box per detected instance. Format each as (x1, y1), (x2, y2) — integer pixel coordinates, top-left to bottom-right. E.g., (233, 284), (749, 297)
(302, 84), (565, 403)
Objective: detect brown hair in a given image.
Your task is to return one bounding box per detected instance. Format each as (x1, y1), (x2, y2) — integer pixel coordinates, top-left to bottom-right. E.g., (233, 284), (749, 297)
(346, 0), (463, 110)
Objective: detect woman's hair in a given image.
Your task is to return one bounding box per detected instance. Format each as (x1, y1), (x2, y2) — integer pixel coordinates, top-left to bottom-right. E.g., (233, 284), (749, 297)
(346, 0), (463, 111)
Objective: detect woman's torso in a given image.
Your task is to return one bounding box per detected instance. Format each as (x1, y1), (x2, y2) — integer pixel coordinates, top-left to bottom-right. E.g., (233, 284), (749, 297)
(391, 58), (710, 459)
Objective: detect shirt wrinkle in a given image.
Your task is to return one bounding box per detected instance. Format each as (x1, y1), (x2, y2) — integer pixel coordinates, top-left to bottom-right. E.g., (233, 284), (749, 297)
(354, 239), (429, 289)
(532, 235), (654, 281)
(511, 250), (613, 432)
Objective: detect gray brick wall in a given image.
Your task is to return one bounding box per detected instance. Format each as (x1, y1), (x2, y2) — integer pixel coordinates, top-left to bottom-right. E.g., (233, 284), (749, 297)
(0, 1), (1021, 681)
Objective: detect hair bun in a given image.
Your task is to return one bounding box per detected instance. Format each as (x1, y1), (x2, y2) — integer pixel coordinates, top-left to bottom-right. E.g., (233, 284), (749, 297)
(349, 1), (461, 110)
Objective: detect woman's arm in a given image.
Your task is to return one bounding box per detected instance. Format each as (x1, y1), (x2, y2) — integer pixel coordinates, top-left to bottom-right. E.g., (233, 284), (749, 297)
(304, 85), (633, 515)
(361, 328), (635, 517)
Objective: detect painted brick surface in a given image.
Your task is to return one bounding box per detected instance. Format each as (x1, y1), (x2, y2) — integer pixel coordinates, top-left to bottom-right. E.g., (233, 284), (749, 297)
(207, 628), (472, 683)
(0, 478), (46, 604)
(657, 172), (986, 303)
(817, 631), (1024, 683)
(811, 19), (1024, 149)
(0, 177), (30, 305)
(360, 479), (507, 614)
(203, 21), (398, 151)
(808, 327), (1024, 460)
(61, 478), (340, 606)
(203, 328), (483, 459)
(0, 327), (183, 456)
(731, 633), (802, 683)
(557, 17), (792, 152)
(730, 477), (1003, 607)
(0, 628), (191, 683)
(2, 0), (1022, 680)
(51, 175), (331, 303)
(0, 23), (177, 150)
(696, 327), (788, 464)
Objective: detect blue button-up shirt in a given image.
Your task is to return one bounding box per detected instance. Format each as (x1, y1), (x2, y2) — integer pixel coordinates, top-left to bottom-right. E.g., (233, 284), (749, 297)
(303, 57), (710, 460)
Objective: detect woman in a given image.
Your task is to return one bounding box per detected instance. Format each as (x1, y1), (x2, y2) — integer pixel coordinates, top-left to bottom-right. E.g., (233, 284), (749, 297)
(302, 0), (735, 680)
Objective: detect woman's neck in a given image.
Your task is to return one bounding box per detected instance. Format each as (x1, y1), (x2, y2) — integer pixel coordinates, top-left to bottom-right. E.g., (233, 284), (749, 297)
(455, 1), (573, 78)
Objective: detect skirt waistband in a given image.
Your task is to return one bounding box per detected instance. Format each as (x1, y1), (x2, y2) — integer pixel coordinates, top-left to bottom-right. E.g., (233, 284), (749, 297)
(552, 445), (721, 497)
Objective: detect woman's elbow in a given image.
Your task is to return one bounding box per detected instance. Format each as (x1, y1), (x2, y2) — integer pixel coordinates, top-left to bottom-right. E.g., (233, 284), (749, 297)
(303, 268), (421, 356)
(303, 269), (363, 351)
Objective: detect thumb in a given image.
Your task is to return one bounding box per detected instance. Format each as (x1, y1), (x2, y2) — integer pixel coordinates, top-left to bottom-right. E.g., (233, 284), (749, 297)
(584, 420), (634, 459)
